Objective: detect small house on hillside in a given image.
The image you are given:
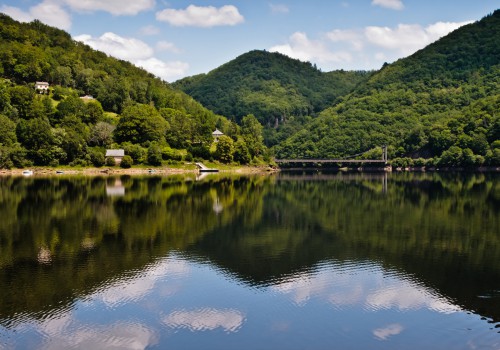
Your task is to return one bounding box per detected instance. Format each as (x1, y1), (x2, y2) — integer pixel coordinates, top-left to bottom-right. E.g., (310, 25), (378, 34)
(35, 82), (49, 93)
(212, 129), (224, 142)
(105, 149), (125, 164)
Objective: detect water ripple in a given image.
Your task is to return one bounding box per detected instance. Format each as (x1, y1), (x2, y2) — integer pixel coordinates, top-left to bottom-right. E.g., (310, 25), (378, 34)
(162, 308), (245, 333)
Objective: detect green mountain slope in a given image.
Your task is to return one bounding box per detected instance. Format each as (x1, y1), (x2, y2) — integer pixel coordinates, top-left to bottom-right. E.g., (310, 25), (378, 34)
(275, 10), (500, 166)
(0, 14), (218, 117)
(173, 50), (370, 126)
(0, 14), (268, 168)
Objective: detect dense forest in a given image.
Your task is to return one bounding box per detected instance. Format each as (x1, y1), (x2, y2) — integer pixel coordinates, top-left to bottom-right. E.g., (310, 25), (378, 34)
(0, 9), (499, 169)
(175, 11), (500, 167)
(173, 50), (371, 147)
(274, 10), (500, 166)
(0, 14), (267, 168)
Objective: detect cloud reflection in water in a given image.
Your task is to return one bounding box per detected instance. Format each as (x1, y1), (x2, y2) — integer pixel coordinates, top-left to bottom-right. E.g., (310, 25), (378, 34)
(163, 308), (245, 332)
(271, 261), (461, 314)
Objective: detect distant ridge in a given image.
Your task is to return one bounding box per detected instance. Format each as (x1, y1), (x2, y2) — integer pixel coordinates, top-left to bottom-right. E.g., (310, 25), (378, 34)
(274, 10), (500, 166)
(173, 50), (371, 126)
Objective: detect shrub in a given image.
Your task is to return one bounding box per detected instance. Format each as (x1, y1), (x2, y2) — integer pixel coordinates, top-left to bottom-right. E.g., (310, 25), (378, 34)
(147, 144), (162, 166)
(120, 155), (133, 168)
(105, 156), (116, 166)
(89, 149), (105, 167)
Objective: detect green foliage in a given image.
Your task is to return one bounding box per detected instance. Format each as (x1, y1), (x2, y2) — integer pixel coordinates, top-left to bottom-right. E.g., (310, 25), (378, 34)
(241, 114), (266, 158)
(147, 143), (163, 166)
(0, 14), (237, 168)
(274, 11), (500, 165)
(0, 114), (17, 145)
(105, 156), (116, 166)
(122, 143), (146, 164)
(120, 155), (133, 168)
(173, 50), (371, 127)
(233, 138), (251, 164)
(89, 121), (114, 147)
(89, 148), (105, 167)
(162, 146), (183, 161)
(215, 135), (234, 163)
(114, 103), (168, 145)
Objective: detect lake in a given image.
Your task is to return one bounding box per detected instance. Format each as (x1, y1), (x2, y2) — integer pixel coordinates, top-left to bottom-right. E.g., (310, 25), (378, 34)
(0, 172), (499, 349)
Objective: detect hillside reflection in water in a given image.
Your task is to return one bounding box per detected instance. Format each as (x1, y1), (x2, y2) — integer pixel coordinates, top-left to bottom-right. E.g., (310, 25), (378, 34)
(0, 173), (498, 349)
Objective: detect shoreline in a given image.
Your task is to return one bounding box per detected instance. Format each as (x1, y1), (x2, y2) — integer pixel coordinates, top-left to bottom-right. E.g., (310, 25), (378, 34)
(0, 165), (279, 177)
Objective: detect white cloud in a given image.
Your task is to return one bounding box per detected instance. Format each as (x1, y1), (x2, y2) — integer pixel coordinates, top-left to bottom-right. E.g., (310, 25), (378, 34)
(156, 41), (182, 53)
(270, 19), (472, 71)
(0, 5), (34, 22)
(75, 32), (153, 61)
(270, 3), (289, 14)
(136, 58), (189, 81)
(0, 1), (71, 30)
(326, 29), (364, 51)
(163, 308), (245, 332)
(365, 21), (471, 55)
(156, 5), (244, 27)
(141, 25), (160, 36)
(75, 32), (189, 81)
(426, 21), (473, 37)
(61, 0), (155, 16)
(372, 0), (404, 10)
(41, 321), (158, 349)
(373, 324), (404, 341)
(271, 262), (461, 314)
(270, 32), (352, 64)
(31, 1), (72, 30)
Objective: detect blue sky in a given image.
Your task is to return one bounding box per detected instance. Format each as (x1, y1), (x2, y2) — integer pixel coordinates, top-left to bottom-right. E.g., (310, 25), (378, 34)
(0, 1), (498, 82)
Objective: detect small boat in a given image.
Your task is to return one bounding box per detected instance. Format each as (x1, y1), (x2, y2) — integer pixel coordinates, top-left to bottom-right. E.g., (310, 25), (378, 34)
(22, 170), (33, 176)
(56, 170), (64, 174)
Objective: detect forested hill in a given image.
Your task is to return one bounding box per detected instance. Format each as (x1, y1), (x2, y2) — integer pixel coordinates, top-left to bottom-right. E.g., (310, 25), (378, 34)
(173, 50), (371, 126)
(275, 10), (500, 167)
(0, 13), (215, 116)
(0, 14), (268, 168)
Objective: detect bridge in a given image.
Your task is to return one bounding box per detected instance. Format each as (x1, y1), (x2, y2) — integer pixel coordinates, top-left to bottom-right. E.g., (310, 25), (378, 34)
(275, 146), (389, 165)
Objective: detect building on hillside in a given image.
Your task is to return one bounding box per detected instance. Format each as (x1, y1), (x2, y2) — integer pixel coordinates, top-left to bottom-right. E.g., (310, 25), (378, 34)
(212, 129), (224, 142)
(35, 81), (49, 93)
(80, 95), (94, 100)
(105, 149), (125, 164)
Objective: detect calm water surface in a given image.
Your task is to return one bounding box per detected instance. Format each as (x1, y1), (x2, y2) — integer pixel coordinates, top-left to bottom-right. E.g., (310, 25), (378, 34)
(0, 172), (499, 349)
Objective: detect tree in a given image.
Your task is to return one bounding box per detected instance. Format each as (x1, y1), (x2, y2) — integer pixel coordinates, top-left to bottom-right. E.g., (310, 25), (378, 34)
(233, 138), (251, 164)
(8, 85), (35, 119)
(56, 95), (86, 121)
(0, 114), (17, 145)
(89, 121), (115, 147)
(120, 155), (133, 168)
(114, 103), (169, 145)
(105, 156), (116, 166)
(16, 117), (53, 150)
(83, 100), (104, 124)
(215, 135), (234, 163)
(51, 66), (74, 87)
(241, 114), (265, 158)
(438, 146), (463, 167)
(58, 115), (89, 162)
(161, 108), (193, 148)
(147, 143), (163, 166)
(122, 142), (146, 164)
(89, 148), (105, 167)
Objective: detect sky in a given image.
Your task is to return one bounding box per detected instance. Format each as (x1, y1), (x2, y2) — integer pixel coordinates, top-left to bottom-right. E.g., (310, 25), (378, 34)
(0, 1), (498, 82)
